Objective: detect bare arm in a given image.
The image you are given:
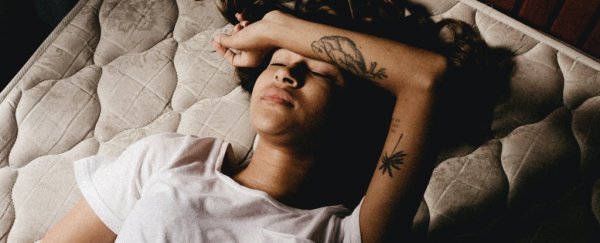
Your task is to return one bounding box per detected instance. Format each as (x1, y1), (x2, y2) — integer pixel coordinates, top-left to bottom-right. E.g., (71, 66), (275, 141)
(213, 11), (446, 94)
(42, 199), (116, 242)
(214, 11), (445, 242)
(360, 86), (438, 242)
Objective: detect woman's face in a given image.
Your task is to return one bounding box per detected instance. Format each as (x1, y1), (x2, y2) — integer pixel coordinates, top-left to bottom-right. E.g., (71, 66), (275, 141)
(250, 49), (345, 146)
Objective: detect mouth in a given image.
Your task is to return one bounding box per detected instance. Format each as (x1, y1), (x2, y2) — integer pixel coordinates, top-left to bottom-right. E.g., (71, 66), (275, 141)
(261, 88), (294, 108)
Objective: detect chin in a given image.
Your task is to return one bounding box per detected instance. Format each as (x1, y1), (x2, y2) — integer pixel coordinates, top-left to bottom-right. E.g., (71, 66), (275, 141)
(251, 117), (290, 136)
(251, 105), (291, 130)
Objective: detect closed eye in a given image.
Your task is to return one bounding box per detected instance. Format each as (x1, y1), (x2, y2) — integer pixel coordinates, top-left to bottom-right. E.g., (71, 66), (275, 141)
(311, 71), (328, 77)
(271, 63), (327, 76)
(271, 62), (335, 82)
(309, 70), (334, 81)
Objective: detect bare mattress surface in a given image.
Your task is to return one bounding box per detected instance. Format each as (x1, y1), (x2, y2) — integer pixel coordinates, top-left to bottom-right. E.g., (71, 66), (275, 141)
(0, 0), (599, 242)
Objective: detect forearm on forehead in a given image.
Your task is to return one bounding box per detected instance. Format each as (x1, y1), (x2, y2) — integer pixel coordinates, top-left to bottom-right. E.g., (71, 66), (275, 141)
(262, 10), (447, 95)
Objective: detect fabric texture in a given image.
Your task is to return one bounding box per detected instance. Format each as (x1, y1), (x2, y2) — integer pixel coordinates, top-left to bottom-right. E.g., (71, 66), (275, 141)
(0, 0), (599, 242)
(75, 133), (361, 242)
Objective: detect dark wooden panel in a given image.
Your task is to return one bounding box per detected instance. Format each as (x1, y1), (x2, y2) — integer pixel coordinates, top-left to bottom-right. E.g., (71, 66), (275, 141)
(477, 0), (600, 60)
(490, 0), (518, 12)
(583, 20), (600, 59)
(518, 0), (563, 29)
(550, 0), (600, 44)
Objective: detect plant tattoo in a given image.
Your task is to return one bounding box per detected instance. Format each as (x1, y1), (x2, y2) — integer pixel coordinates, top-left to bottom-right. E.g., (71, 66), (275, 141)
(379, 134), (406, 177)
(311, 36), (387, 80)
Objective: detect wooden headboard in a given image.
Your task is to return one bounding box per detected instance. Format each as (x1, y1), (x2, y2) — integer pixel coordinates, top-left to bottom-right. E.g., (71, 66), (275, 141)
(479, 0), (600, 60)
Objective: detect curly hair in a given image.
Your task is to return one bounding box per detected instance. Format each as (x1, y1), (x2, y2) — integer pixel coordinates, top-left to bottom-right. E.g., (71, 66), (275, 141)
(215, 0), (514, 207)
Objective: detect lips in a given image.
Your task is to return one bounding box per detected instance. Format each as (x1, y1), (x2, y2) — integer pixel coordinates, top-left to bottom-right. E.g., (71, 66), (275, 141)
(261, 88), (294, 108)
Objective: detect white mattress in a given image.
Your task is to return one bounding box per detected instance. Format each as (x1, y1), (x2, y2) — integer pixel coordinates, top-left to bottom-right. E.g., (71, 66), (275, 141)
(1, 0), (599, 242)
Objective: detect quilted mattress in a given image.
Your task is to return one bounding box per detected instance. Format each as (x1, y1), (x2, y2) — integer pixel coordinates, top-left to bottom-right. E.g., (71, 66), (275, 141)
(1, 0), (599, 242)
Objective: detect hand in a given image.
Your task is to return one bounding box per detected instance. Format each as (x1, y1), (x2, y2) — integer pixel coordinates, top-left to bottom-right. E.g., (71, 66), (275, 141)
(212, 12), (276, 67)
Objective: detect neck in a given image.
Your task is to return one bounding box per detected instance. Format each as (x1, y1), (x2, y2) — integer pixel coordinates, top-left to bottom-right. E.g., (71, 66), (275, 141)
(232, 139), (315, 205)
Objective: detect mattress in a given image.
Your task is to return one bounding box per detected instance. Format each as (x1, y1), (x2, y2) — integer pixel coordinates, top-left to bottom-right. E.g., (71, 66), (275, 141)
(0, 0), (598, 242)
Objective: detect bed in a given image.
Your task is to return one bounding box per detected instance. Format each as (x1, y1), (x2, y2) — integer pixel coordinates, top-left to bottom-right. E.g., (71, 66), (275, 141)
(1, 0), (598, 242)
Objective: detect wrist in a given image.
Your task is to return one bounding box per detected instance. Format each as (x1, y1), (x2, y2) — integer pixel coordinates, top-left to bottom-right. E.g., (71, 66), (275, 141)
(261, 10), (298, 48)
(262, 10), (291, 25)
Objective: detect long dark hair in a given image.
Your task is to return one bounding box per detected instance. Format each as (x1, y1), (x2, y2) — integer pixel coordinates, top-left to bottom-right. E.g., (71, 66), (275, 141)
(216, 0), (514, 208)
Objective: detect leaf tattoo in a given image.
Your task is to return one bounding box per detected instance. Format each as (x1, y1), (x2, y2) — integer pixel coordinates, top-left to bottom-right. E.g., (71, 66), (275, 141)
(311, 36), (388, 80)
(379, 134), (407, 177)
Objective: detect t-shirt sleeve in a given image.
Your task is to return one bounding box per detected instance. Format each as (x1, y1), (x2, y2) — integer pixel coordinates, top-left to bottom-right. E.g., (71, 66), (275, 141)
(339, 198), (363, 243)
(74, 133), (214, 233)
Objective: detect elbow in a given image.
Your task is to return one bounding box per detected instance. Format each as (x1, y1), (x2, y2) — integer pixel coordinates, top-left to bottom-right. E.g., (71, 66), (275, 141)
(430, 54), (448, 83)
(397, 54), (447, 97)
(421, 54), (448, 96)
(421, 54), (448, 92)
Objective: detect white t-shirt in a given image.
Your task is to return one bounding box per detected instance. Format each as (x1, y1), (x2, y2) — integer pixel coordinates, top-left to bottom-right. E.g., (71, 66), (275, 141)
(75, 133), (362, 242)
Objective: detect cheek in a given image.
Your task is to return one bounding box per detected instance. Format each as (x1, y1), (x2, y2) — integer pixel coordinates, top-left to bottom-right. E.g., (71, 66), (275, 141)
(249, 93), (268, 128)
(308, 81), (335, 108)
(300, 86), (335, 124)
(253, 71), (270, 90)
(248, 101), (282, 134)
(249, 72), (269, 109)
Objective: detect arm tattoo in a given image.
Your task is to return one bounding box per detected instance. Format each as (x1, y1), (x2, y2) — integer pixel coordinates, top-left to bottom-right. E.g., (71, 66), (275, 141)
(311, 36), (387, 80)
(379, 133), (407, 177)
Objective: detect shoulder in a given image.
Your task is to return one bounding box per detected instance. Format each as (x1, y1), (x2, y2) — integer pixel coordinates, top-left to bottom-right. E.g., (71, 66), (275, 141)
(133, 133), (221, 151)
(126, 133), (226, 167)
(137, 132), (216, 143)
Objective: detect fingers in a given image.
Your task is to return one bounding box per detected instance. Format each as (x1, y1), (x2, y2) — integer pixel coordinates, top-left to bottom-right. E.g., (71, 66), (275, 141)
(235, 12), (245, 22)
(216, 21), (246, 51)
(232, 21), (249, 34)
(212, 34), (228, 56)
(224, 48), (241, 66)
(233, 24), (242, 33)
(232, 13), (248, 35)
(220, 46), (242, 66)
(213, 34), (232, 50)
(212, 34), (243, 66)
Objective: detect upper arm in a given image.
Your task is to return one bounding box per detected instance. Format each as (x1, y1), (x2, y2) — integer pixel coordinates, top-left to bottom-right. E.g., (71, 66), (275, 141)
(43, 134), (182, 242)
(42, 199), (116, 243)
(42, 134), (213, 242)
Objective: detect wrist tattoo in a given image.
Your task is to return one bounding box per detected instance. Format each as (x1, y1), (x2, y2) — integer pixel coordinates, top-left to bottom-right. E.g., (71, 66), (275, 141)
(379, 133), (407, 177)
(311, 36), (387, 80)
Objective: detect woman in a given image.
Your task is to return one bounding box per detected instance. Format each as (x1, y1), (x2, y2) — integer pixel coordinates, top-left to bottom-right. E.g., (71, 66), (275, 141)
(43, 0), (511, 242)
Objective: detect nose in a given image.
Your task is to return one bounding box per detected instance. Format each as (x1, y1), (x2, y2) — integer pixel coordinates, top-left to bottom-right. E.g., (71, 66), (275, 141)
(274, 65), (304, 88)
